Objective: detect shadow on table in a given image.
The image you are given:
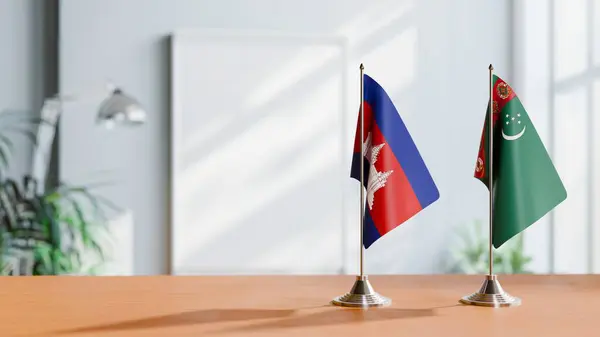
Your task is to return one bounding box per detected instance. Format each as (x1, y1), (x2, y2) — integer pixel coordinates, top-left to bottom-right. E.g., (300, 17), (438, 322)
(56, 305), (458, 335)
(213, 306), (444, 334)
(56, 308), (297, 334)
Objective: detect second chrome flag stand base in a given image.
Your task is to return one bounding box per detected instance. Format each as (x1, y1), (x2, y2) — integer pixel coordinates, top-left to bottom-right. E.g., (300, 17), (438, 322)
(460, 275), (520, 307)
(460, 64), (521, 308)
(332, 63), (390, 309)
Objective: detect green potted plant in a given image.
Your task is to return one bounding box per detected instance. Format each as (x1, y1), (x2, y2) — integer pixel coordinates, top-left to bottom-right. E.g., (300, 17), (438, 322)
(0, 110), (118, 275)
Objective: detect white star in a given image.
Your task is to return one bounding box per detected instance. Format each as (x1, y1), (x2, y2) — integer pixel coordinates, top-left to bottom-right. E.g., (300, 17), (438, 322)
(511, 117), (515, 121)
(506, 121), (509, 124)
(506, 114), (509, 117)
(518, 120), (521, 124)
(517, 114), (521, 117)
(362, 132), (393, 210)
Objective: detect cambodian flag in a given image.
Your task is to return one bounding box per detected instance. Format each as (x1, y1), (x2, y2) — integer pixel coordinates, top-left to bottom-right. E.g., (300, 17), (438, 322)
(351, 74), (439, 248)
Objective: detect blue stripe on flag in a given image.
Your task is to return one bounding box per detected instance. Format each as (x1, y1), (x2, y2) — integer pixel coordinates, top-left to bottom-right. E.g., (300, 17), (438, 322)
(363, 74), (439, 208)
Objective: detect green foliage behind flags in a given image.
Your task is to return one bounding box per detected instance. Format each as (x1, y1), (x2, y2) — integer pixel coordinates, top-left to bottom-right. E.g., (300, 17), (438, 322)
(446, 220), (533, 274)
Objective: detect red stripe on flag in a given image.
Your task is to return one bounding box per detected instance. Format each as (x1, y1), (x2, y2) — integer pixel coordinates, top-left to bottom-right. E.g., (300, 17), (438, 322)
(369, 122), (422, 235)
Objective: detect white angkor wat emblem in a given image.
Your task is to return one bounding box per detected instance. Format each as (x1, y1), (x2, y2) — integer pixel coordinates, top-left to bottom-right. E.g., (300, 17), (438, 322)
(363, 132), (393, 210)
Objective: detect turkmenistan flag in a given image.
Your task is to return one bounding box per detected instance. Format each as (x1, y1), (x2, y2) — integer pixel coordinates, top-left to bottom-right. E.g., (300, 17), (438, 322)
(474, 74), (567, 248)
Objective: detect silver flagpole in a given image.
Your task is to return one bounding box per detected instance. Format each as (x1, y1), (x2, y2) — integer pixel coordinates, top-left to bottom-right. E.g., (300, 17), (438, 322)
(331, 63), (390, 308)
(488, 64), (494, 277)
(460, 64), (521, 307)
(359, 63), (365, 277)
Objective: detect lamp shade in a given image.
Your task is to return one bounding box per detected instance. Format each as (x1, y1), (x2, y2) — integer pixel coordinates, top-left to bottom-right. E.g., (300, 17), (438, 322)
(96, 88), (146, 128)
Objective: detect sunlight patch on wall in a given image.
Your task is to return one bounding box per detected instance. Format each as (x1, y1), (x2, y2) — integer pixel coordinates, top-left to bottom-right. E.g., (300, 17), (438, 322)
(361, 27), (417, 105)
(553, 86), (589, 273)
(336, 0), (413, 46)
(553, 0), (588, 82)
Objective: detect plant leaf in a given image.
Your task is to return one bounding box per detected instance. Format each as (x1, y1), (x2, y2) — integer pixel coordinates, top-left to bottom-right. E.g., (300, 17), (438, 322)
(34, 243), (54, 274)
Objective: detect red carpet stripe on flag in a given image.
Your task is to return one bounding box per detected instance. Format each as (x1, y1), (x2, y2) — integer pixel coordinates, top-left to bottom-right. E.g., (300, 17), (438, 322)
(493, 76), (517, 113)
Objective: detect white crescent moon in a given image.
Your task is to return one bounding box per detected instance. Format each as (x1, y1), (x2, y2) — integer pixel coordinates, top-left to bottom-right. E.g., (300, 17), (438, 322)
(502, 125), (526, 141)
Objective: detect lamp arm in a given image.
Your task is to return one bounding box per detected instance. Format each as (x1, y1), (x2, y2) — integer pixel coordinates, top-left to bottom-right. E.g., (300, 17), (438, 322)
(30, 82), (145, 191)
(31, 81), (115, 192)
(30, 98), (63, 193)
(52, 81), (116, 103)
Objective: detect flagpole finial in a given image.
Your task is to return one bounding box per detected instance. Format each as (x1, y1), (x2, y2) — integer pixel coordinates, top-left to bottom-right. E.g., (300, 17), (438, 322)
(489, 64), (494, 71)
(360, 63), (364, 70)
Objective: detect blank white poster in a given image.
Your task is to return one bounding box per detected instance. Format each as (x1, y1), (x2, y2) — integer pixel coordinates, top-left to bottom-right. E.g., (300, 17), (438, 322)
(170, 30), (350, 275)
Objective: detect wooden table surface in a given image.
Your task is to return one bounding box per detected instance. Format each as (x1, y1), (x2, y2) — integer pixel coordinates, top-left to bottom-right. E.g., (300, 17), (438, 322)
(1, 275), (598, 337)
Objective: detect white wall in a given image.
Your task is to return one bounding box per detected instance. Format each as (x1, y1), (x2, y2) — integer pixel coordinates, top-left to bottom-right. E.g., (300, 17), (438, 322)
(0, 0), (50, 179)
(59, 0), (511, 275)
(514, 0), (600, 274)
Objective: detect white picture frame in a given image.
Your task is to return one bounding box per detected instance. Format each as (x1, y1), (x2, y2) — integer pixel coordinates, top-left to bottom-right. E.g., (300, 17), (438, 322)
(169, 29), (352, 275)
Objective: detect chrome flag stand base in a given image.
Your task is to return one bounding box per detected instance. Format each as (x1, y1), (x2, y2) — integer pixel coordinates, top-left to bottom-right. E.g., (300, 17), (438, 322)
(331, 275), (391, 308)
(460, 275), (521, 307)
